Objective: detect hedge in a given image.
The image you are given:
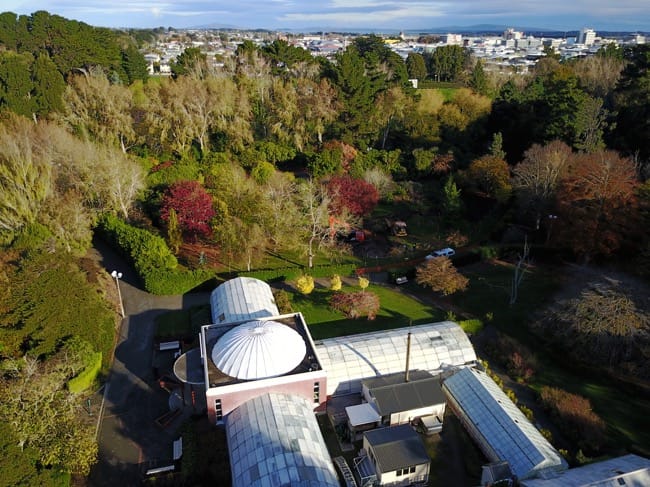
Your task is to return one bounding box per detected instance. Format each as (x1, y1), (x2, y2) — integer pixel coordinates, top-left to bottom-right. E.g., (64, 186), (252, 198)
(97, 214), (214, 294)
(67, 352), (102, 394)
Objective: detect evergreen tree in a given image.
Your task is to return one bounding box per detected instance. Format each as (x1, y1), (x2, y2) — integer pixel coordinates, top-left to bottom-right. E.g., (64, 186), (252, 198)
(31, 52), (66, 116)
(406, 52), (427, 80)
(121, 44), (149, 84)
(469, 59), (488, 95)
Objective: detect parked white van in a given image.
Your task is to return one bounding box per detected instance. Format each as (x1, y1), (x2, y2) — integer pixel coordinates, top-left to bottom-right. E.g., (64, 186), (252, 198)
(425, 247), (455, 259)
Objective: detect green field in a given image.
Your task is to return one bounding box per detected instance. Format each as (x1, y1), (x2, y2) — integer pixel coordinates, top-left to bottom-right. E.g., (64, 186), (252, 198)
(297, 283), (446, 339)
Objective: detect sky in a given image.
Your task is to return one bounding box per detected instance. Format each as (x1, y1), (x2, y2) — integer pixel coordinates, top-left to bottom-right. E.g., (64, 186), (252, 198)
(3, 0), (650, 32)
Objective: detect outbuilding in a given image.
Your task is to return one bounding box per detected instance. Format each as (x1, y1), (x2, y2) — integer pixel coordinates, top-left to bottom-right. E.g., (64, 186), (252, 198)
(354, 424), (430, 486)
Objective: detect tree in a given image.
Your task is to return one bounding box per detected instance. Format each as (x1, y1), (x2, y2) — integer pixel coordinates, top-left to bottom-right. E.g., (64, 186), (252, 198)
(62, 68), (136, 152)
(171, 46), (208, 78)
(442, 175), (463, 221)
(0, 51), (35, 117)
(327, 175), (379, 217)
(611, 45), (650, 164)
(416, 257), (468, 295)
(167, 208), (182, 254)
(295, 179), (352, 268)
(31, 52), (66, 117)
(0, 353), (98, 476)
(426, 45), (469, 82)
(512, 140), (572, 229)
(554, 150), (639, 260)
(0, 115), (52, 242)
(463, 154), (512, 203)
(160, 180), (215, 239)
(330, 290), (380, 319)
(469, 59), (489, 95)
(406, 52), (427, 80)
(121, 43), (149, 84)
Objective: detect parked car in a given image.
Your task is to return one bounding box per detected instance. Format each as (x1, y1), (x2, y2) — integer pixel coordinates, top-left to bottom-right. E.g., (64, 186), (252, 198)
(425, 247), (455, 259)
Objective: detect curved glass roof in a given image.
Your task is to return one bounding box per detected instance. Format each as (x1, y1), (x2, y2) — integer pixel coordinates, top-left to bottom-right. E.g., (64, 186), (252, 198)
(314, 321), (477, 395)
(443, 367), (567, 480)
(226, 392), (339, 487)
(212, 320), (306, 380)
(210, 277), (279, 324)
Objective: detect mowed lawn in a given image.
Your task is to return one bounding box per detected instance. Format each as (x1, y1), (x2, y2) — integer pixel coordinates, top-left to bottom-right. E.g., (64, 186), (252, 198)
(295, 283), (446, 340)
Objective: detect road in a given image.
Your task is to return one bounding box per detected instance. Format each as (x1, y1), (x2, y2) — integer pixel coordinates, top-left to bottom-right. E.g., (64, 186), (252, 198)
(88, 240), (209, 486)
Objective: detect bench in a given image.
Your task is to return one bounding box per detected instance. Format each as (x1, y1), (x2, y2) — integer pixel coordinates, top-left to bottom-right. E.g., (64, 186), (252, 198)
(159, 341), (180, 351)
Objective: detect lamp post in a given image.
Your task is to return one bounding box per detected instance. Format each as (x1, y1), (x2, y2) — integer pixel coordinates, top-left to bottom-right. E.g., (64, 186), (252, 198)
(111, 270), (124, 317)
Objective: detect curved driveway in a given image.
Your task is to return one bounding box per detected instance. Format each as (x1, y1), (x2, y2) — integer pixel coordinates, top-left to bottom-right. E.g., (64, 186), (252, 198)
(88, 240), (209, 486)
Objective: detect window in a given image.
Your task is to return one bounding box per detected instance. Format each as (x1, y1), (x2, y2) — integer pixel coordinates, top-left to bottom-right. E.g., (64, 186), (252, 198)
(218, 313), (225, 322)
(409, 466), (416, 474)
(215, 399), (223, 422)
(313, 382), (320, 403)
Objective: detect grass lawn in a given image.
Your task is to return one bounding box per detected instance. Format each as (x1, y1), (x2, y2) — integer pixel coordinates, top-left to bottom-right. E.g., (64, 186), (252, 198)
(451, 260), (650, 456)
(295, 283), (446, 340)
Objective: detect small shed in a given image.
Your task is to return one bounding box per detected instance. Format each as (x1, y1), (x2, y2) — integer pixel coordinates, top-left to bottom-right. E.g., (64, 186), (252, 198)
(346, 403), (381, 441)
(362, 370), (446, 426)
(355, 424), (430, 486)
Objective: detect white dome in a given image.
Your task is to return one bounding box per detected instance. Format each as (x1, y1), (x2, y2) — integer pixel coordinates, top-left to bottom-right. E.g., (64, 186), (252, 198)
(212, 320), (306, 380)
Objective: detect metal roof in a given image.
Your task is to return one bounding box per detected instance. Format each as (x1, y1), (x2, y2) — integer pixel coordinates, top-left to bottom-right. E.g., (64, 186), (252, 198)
(521, 454), (650, 487)
(314, 321), (477, 396)
(364, 424), (430, 472)
(226, 392), (339, 487)
(364, 372), (445, 417)
(346, 403), (381, 427)
(443, 367), (568, 480)
(210, 277), (279, 324)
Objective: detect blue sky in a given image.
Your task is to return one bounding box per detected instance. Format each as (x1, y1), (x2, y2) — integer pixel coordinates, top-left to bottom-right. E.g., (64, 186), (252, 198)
(4, 0), (650, 31)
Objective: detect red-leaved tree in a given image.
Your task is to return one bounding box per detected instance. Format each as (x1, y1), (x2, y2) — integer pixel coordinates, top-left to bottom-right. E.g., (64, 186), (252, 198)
(327, 175), (379, 217)
(554, 150), (638, 260)
(160, 180), (215, 239)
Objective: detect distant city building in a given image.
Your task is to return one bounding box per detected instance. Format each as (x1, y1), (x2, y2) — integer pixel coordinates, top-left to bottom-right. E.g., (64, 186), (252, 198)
(442, 33), (463, 45)
(504, 28), (524, 40)
(578, 28), (596, 46)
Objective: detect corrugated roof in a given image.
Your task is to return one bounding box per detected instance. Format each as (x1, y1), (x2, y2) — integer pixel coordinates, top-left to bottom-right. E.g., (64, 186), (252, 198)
(226, 392), (339, 487)
(365, 424), (430, 472)
(210, 277), (279, 324)
(314, 321), (477, 396)
(443, 367), (568, 480)
(521, 454), (650, 487)
(365, 373), (445, 417)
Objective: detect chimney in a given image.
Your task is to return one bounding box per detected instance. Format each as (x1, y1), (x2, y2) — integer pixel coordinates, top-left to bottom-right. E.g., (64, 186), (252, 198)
(405, 331), (412, 382)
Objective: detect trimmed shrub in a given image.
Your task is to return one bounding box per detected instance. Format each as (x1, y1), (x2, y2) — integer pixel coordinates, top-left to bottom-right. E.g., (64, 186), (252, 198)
(330, 274), (342, 291)
(67, 352), (102, 394)
(358, 276), (369, 291)
(295, 275), (315, 295)
(330, 291), (380, 320)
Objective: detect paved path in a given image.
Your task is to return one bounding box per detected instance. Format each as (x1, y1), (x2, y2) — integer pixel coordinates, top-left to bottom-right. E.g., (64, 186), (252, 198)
(88, 240), (209, 486)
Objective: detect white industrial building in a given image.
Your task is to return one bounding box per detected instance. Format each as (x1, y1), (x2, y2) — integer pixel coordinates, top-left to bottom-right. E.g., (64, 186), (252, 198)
(226, 392), (339, 487)
(443, 367), (568, 481)
(315, 321), (477, 396)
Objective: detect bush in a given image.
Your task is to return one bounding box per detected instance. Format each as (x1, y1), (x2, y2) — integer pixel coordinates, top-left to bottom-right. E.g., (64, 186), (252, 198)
(273, 289), (293, 314)
(539, 386), (607, 453)
(295, 275), (315, 295)
(67, 352), (102, 394)
(458, 318), (483, 334)
(330, 274), (342, 291)
(330, 291), (380, 319)
(479, 245), (499, 260)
